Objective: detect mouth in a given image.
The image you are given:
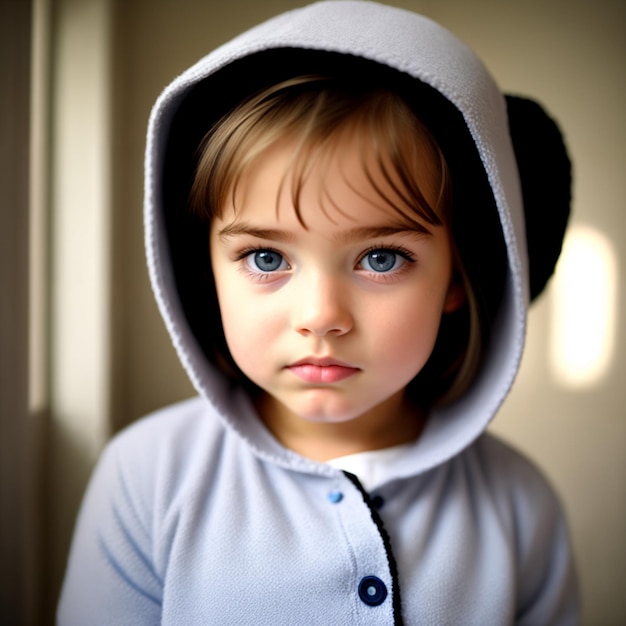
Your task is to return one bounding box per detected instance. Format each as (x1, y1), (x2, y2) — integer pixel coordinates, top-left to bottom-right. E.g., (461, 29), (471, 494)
(286, 357), (361, 384)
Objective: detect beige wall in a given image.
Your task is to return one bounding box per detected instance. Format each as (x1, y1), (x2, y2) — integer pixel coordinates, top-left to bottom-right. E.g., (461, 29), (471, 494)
(48, 0), (625, 623)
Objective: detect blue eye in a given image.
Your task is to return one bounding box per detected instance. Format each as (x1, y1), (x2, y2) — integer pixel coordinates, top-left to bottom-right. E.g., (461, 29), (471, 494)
(360, 249), (405, 273)
(246, 249), (288, 272)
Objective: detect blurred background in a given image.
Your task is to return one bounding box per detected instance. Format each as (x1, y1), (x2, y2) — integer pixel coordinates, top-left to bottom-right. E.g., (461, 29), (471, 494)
(1, 0), (624, 623)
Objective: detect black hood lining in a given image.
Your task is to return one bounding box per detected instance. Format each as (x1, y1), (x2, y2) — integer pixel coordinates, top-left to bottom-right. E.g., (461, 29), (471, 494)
(159, 48), (507, 400)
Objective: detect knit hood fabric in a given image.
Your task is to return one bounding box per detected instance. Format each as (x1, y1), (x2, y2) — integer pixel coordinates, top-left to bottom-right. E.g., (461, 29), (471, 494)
(144, 0), (532, 479)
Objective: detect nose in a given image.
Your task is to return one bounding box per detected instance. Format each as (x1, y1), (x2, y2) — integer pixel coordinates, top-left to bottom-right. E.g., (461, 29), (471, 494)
(292, 272), (353, 337)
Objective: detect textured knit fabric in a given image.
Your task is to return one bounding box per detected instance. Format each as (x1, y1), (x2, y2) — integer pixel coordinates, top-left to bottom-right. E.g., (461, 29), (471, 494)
(58, 2), (579, 624)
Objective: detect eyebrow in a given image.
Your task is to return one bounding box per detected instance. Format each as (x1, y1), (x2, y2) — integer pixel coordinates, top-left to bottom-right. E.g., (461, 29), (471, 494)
(217, 223), (297, 242)
(217, 222), (432, 242)
(334, 224), (432, 243)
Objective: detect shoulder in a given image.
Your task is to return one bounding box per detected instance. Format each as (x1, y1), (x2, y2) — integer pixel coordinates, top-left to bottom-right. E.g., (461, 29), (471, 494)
(111, 396), (221, 453)
(462, 434), (579, 623)
(58, 397), (232, 622)
(107, 396), (222, 469)
(461, 433), (565, 529)
(114, 395), (219, 444)
(478, 433), (561, 503)
(463, 434), (579, 623)
(96, 397), (229, 512)
(451, 432), (573, 569)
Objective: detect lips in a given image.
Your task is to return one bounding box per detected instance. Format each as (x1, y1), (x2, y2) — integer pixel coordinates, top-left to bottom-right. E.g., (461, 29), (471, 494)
(286, 357), (360, 384)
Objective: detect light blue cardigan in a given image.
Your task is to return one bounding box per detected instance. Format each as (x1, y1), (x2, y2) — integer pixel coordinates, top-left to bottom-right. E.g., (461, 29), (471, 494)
(58, 2), (579, 623)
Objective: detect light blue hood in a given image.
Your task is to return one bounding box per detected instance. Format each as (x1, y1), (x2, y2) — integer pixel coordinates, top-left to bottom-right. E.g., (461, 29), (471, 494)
(144, 0), (528, 477)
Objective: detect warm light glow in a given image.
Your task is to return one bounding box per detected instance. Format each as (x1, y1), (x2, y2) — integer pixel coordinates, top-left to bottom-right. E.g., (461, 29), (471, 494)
(550, 224), (618, 388)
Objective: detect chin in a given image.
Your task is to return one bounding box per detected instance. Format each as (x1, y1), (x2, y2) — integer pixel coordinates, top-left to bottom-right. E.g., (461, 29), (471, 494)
(289, 400), (373, 425)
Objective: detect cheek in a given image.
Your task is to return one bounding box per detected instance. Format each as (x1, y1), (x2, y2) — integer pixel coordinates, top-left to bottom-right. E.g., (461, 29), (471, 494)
(215, 286), (280, 374)
(385, 314), (440, 361)
(218, 297), (253, 351)
(373, 291), (446, 373)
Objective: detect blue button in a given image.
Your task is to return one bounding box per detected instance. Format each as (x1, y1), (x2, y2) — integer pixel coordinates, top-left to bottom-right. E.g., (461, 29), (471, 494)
(358, 576), (388, 606)
(327, 490), (343, 503)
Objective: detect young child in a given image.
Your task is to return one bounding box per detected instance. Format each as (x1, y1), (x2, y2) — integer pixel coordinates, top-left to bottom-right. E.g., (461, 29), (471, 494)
(58, 1), (579, 623)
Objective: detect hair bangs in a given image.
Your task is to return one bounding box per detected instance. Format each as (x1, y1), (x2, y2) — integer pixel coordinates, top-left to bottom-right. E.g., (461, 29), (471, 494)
(190, 76), (450, 235)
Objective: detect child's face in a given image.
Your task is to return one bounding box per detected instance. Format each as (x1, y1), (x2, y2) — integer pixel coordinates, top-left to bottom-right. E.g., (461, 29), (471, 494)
(209, 132), (463, 447)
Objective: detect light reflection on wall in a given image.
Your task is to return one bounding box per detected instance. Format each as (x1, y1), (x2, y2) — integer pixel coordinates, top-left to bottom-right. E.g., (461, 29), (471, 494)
(550, 224), (618, 388)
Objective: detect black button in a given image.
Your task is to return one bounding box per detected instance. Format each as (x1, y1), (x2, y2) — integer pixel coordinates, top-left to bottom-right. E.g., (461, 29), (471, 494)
(371, 494), (385, 509)
(358, 576), (388, 606)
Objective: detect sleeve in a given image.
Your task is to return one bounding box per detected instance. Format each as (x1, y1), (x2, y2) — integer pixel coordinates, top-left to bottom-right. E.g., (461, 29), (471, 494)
(514, 478), (580, 626)
(485, 436), (580, 626)
(57, 436), (163, 625)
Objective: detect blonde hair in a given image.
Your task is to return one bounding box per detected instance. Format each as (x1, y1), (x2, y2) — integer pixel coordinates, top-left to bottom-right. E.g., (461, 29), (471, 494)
(190, 75), (482, 406)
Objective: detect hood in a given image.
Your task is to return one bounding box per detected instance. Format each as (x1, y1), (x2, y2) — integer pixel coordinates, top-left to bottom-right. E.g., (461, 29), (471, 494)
(144, 0), (569, 478)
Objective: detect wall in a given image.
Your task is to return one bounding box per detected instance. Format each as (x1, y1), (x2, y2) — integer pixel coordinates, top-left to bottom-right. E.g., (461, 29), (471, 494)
(0, 2), (40, 623)
(47, 0), (114, 618)
(49, 1), (625, 623)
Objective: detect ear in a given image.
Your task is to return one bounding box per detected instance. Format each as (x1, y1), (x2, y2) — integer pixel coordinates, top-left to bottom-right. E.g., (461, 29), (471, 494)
(443, 275), (466, 314)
